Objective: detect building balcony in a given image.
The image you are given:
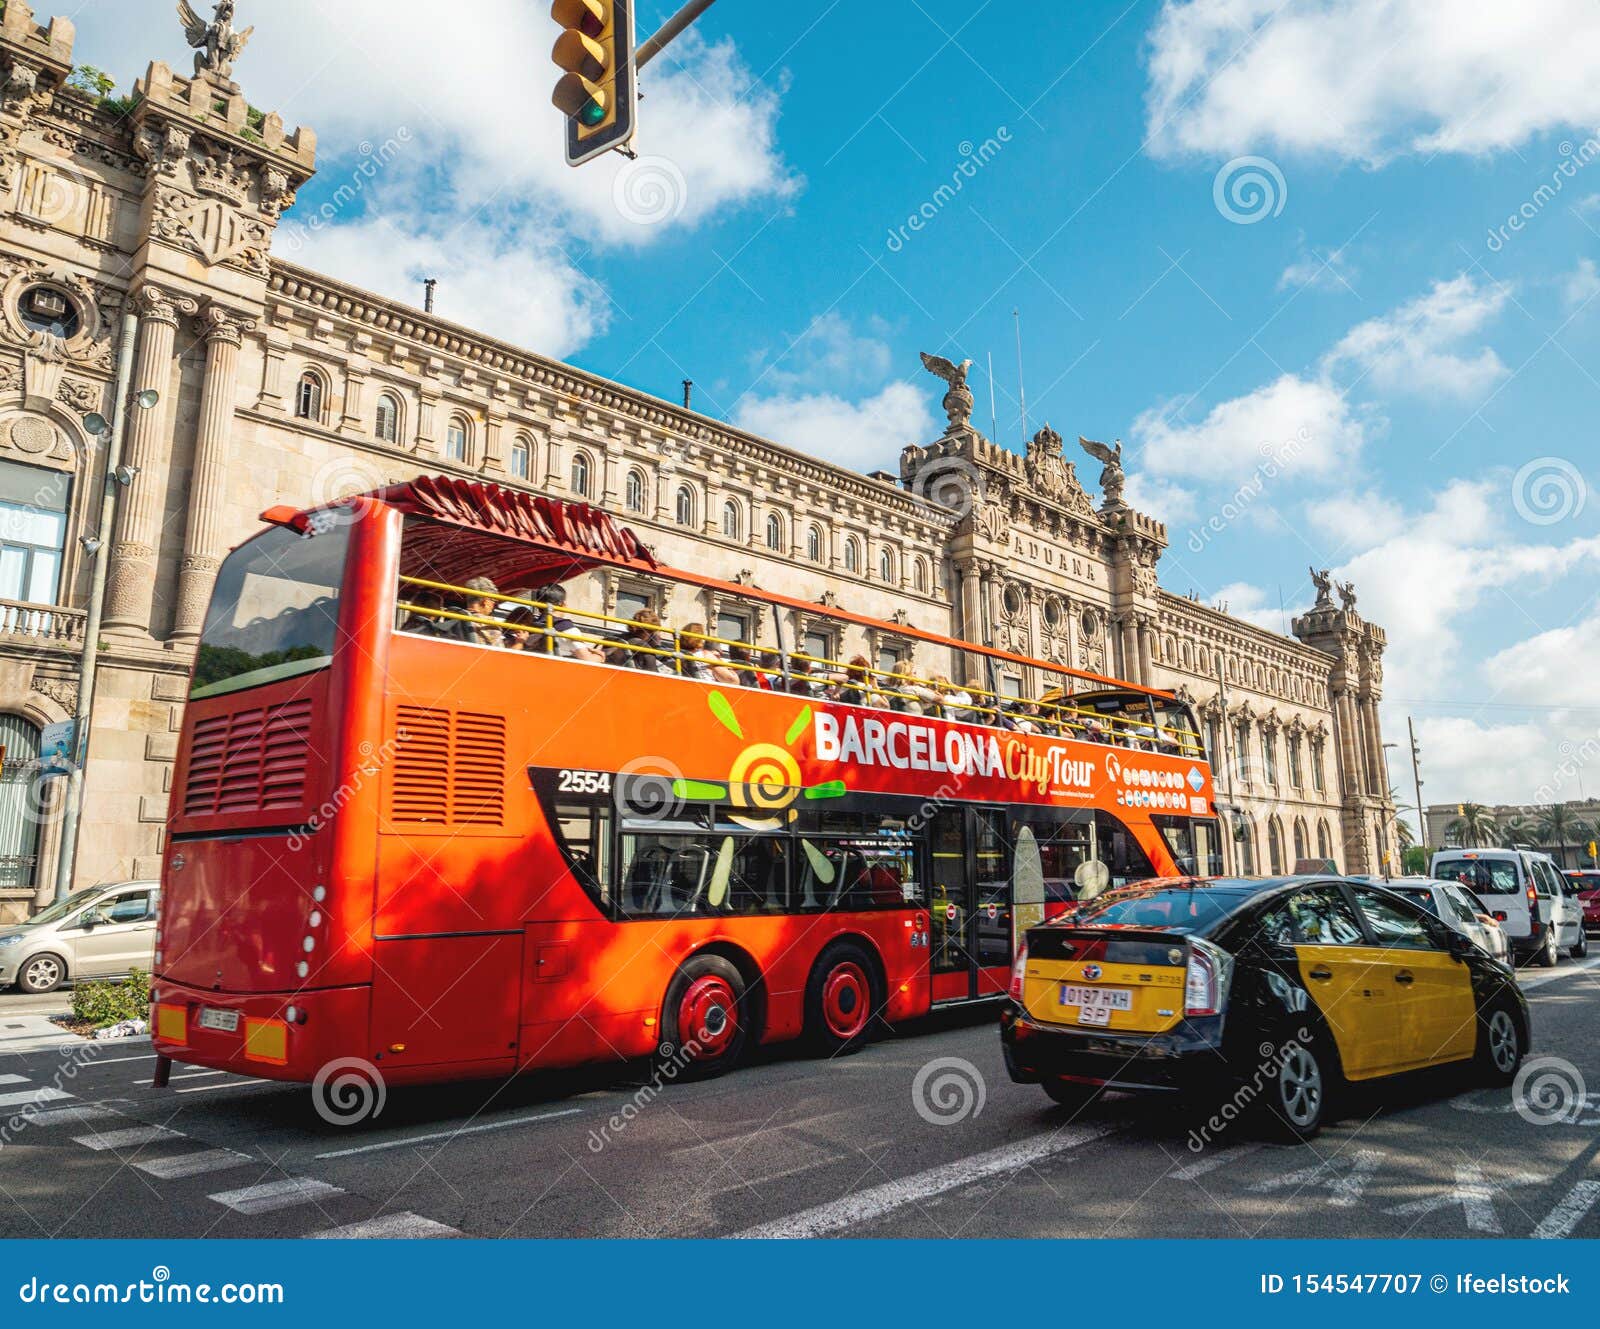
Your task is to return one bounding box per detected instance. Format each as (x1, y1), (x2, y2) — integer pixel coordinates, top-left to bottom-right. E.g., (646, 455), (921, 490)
(0, 598), (85, 651)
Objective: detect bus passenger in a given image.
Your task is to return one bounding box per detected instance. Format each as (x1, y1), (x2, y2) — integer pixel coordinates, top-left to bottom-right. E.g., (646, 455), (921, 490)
(461, 576), (502, 645)
(606, 609), (670, 672)
(400, 588), (451, 636)
(679, 623), (739, 684)
(729, 644), (771, 690)
(836, 655), (883, 708)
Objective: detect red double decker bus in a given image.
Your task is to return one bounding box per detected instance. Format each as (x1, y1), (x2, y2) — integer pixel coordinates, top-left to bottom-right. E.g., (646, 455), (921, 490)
(150, 476), (1221, 1089)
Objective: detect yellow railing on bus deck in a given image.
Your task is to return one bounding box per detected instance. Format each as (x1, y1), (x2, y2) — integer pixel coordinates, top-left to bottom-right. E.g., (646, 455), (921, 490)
(394, 575), (1206, 758)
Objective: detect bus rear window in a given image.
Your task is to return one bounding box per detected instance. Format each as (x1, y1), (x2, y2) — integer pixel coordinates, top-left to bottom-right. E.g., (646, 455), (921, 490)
(191, 523), (349, 698)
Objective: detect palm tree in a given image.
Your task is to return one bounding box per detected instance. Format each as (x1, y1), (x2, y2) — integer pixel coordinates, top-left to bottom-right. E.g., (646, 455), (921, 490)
(1535, 803), (1579, 868)
(1498, 816), (1532, 848)
(1447, 802), (1496, 847)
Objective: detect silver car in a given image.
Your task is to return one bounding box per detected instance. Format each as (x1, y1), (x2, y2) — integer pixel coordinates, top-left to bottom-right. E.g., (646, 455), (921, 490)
(0, 880), (160, 994)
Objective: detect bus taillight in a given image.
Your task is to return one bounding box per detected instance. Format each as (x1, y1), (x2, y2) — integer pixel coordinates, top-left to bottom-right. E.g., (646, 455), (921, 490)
(1008, 941), (1028, 1001)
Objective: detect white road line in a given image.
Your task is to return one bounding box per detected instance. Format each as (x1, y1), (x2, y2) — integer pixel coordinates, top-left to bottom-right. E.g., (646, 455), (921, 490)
(313, 1106), (583, 1160)
(74, 1124), (184, 1151)
(1169, 1142), (1263, 1181)
(0, 1073), (28, 1085)
(1519, 956), (1600, 990)
(173, 1069), (228, 1079)
(25, 1104), (119, 1127)
(0, 1087), (71, 1109)
(133, 1149), (253, 1180)
(81, 1052), (157, 1065)
(731, 1123), (1118, 1239)
(306, 1212), (461, 1239)
(209, 1177), (343, 1214)
(174, 1079), (275, 1095)
(1532, 1180), (1600, 1239)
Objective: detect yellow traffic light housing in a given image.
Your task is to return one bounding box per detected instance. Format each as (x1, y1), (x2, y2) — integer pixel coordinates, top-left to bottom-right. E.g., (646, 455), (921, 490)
(552, 0), (637, 166)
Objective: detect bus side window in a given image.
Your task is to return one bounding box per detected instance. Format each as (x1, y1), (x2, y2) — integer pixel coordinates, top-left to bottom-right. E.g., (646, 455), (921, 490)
(1094, 812), (1158, 887)
(555, 802), (611, 909)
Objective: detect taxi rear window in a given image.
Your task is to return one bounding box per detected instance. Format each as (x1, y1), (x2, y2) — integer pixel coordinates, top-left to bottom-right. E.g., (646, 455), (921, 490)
(1065, 886), (1246, 933)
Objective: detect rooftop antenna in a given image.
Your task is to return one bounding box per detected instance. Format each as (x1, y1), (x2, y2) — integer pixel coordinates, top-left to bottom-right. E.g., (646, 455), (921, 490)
(987, 350), (998, 442)
(1013, 308), (1027, 442)
(423, 278), (437, 314)
(682, 379), (693, 410)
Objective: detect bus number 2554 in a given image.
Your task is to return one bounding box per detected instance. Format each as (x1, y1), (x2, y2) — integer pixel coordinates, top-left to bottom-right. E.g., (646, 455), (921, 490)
(557, 768), (613, 795)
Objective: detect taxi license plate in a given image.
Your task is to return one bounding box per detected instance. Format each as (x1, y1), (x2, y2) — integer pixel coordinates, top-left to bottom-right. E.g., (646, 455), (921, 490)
(1058, 985), (1133, 1025)
(197, 1007), (239, 1033)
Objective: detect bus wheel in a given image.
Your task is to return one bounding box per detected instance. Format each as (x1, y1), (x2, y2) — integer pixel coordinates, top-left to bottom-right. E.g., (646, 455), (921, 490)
(661, 955), (749, 1080)
(805, 941), (880, 1055)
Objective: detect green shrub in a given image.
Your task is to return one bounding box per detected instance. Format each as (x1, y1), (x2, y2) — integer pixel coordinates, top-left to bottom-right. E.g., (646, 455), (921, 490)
(71, 967), (151, 1029)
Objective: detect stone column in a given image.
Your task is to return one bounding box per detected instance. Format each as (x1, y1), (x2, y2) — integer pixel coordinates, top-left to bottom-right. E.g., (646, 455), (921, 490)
(1137, 616), (1154, 684)
(1362, 696), (1387, 796)
(171, 305), (254, 640)
(104, 284), (197, 633)
(1120, 616), (1140, 683)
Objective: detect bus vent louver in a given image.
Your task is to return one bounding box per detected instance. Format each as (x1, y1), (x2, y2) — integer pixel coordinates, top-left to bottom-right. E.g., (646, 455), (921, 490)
(184, 698), (314, 818)
(391, 706), (506, 827)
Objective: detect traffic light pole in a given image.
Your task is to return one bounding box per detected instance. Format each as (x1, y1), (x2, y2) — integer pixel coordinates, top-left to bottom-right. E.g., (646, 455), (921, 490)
(1408, 715), (1426, 855)
(636, 0), (718, 69)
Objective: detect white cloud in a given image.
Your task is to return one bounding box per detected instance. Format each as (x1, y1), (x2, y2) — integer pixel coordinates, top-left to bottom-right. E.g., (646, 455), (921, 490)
(1278, 242), (1356, 293)
(1123, 473), (1199, 525)
(1204, 581), (1296, 633)
(1322, 275), (1509, 400)
(70, 1), (799, 345)
(1146, 0), (1600, 162)
(1484, 618), (1600, 709)
(1133, 373), (1367, 479)
(732, 382), (935, 473)
(745, 312), (897, 395)
(1303, 490), (1406, 553)
(1561, 257), (1600, 307)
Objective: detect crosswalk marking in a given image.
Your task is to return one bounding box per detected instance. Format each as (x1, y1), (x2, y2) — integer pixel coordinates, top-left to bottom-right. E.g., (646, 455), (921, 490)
(209, 1177), (343, 1214)
(0, 1087), (71, 1109)
(134, 1149), (252, 1180)
(26, 1105), (119, 1127)
(73, 1124), (184, 1151)
(1532, 1180), (1600, 1239)
(1169, 1143), (1263, 1181)
(0, 1073), (28, 1085)
(306, 1212), (461, 1239)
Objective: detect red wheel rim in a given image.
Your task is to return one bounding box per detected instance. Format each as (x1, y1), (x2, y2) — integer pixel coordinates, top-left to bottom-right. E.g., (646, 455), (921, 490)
(821, 961), (870, 1040)
(678, 975), (738, 1059)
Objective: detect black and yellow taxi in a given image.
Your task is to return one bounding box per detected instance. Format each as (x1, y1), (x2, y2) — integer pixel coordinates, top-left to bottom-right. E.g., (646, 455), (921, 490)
(1001, 875), (1529, 1139)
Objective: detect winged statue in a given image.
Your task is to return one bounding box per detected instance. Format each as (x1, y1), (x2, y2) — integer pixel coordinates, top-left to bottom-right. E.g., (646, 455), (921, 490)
(178, 1), (254, 79)
(1336, 580), (1358, 613)
(919, 351), (974, 432)
(1078, 435), (1126, 507)
(1309, 566), (1333, 607)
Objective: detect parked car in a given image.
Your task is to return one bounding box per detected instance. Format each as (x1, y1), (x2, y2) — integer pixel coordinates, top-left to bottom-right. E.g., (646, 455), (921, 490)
(0, 880), (160, 994)
(1566, 870), (1600, 934)
(1430, 848), (1586, 966)
(1351, 877), (1510, 965)
(1001, 875), (1529, 1140)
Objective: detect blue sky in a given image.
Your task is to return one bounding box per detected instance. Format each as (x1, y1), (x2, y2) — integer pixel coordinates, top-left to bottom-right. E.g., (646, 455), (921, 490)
(71, 1), (1600, 829)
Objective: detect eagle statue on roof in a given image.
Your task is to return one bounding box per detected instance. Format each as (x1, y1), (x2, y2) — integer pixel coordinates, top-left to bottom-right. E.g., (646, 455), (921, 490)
(919, 352), (974, 433)
(178, 1), (254, 79)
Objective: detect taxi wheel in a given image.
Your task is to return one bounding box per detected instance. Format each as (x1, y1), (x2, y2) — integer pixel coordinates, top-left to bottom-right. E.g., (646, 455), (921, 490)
(660, 954), (751, 1081)
(1260, 1037), (1330, 1142)
(804, 941), (882, 1055)
(17, 953), (65, 994)
(1475, 1003), (1524, 1086)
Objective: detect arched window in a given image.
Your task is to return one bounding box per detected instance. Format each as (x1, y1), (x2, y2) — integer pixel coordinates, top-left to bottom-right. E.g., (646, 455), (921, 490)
(294, 371), (323, 422)
(844, 537), (861, 574)
(765, 513), (783, 551)
(1268, 819), (1285, 875)
(374, 392), (400, 443)
(878, 548), (894, 583)
(913, 558), (928, 592)
(508, 434), (531, 480)
(624, 469), (645, 512)
(1234, 816), (1256, 874)
(445, 415), (469, 462)
(675, 485), (696, 527)
(570, 451), (592, 497)
(1293, 819), (1309, 862)
(721, 499), (740, 540)
(806, 525), (823, 562)
(1317, 820), (1334, 862)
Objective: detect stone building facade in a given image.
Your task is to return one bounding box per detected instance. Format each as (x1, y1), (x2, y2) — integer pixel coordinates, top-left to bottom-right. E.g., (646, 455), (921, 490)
(0, 4), (1394, 920)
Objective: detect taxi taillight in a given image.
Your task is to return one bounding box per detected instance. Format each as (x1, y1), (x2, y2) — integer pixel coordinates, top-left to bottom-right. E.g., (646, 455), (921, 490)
(1184, 938), (1232, 1017)
(1009, 940), (1028, 1002)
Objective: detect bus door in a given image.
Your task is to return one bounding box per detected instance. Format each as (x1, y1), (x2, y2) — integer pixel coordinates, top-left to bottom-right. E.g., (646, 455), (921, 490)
(929, 807), (1013, 1001)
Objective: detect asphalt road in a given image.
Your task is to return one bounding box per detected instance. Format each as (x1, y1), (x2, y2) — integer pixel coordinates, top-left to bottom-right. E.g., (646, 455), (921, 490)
(0, 955), (1596, 1240)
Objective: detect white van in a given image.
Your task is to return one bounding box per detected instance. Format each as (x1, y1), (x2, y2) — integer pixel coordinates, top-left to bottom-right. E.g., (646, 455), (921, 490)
(1430, 848), (1586, 967)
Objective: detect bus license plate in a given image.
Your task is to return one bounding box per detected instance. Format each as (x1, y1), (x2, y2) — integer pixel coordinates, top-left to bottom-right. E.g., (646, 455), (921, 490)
(1058, 985), (1133, 1023)
(198, 1007), (239, 1033)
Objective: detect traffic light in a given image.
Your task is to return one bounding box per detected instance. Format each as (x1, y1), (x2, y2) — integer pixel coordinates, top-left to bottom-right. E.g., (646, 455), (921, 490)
(551, 0), (637, 166)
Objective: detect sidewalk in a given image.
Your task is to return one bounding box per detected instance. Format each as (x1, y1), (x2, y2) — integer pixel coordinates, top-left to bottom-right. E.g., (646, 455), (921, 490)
(0, 1013), (88, 1056)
